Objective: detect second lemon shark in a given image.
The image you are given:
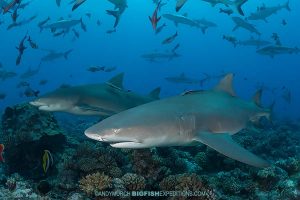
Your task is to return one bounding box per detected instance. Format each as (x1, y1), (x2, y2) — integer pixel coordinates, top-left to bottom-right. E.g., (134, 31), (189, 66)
(30, 73), (160, 116)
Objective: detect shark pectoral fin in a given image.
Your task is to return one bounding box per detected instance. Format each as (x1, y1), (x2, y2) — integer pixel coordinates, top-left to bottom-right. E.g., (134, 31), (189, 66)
(195, 132), (270, 168)
(77, 104), (115, 115)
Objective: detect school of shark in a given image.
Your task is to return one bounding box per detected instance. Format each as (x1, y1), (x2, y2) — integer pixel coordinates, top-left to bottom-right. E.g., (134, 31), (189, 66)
(0, 0), (299, 199)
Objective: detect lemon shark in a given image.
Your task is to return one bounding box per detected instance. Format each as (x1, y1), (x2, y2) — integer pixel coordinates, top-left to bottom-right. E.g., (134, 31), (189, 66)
(85, 74), (271, 168)
(30, 73), (161, 116)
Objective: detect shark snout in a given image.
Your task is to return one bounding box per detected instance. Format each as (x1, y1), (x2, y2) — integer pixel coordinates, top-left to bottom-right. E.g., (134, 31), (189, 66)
(84, 129), (104, 142)
(29, 100), (45, 107)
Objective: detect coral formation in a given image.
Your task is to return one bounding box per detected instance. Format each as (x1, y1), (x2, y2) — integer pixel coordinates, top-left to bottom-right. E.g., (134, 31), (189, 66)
(121, 173), (146, 191)
(0, 103), (66, 179)
(79, 172), (112, 196)
(0, 104), (299, 199)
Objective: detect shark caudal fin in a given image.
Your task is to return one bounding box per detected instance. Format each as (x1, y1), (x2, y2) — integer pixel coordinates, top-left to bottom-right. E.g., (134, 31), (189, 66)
(64, 49), (73, 59)
(107, 73), (124, 90)
(195, 132), (270, 168)
(149, 87), (161, 99)
(285, 1), (291, 11)
(106, 10), (120, 28)
(252, 89), (263, 107)
(234, 0), (248, 16)
(72, 0), (87, 11)
(176, 0), (188, 12)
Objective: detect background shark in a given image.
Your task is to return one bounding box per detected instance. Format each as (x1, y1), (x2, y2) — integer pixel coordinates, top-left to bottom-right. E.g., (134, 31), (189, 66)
(30, 73), (161, 116)
(85, 74), (271, 168)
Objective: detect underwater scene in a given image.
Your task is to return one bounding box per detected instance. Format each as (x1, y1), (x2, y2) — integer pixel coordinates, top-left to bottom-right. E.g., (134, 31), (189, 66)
(0, 0), (300, 199)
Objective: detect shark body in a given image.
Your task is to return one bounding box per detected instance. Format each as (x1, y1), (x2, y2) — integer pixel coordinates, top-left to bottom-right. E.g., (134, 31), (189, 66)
(85, 74), (271, 168)
(30, 73), (160, 116)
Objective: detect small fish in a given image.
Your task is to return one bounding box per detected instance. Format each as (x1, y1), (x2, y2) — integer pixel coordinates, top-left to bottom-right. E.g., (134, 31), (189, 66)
(3, 0), (20, 14)
(16, 33), (28, 66)
(42, 150), (53, 173)
(219, 8), (233, 15)
(37, 17), (50, 32)
(149, 1), (161, 30)
(96, 20), (101, 26)
(11, 5), (20, 23)
(39, 79), (48, 85)
(72, 28), (80, 38)
(53, 30), (66, 37)
(0, 93), (6, 100)
(80, 20), (87, 32)
(282, 19), (287, 26)
(172, 43), (180, 53)
(106, 28), (116, 34)
(87, 66), (105, 72)
(85, 13), (91, 19)
(223, 35), (237, 47)
(27, 36), (38, 49)
(59, 83), (72, 88)
(104, 66), (116, 72)
(24, 87), (40, 97)
(155, 23), (166, 35)
(0, 144), (4, 162)
(162, 32), (178, 45)
(17, 81), (30, 88)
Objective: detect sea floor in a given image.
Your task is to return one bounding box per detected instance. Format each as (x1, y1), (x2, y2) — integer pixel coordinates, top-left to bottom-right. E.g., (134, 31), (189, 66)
(0, 103), (299, 200)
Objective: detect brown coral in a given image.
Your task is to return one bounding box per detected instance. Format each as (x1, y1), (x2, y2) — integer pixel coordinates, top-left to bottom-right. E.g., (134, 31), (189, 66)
(79, 172), (112, 196)
(121, 173), (146, 191)
(176, 173), (203, 191)
(159, 175), (178, 191)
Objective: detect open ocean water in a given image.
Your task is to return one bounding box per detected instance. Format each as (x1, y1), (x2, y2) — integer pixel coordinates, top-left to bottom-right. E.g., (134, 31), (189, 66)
(0, 0), (299, 199)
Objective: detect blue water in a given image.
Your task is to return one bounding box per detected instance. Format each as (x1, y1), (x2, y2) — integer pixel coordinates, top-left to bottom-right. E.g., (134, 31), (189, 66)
(0, 0), (299, 120)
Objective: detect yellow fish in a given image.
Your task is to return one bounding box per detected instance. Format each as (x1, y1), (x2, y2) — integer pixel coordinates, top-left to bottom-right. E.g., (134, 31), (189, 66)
(42, 150), (53, 173)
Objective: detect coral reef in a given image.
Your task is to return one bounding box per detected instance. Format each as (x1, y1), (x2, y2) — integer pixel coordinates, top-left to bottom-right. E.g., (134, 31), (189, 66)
(0, 104), (299, 200)
(0, 103), (66, 179)
(121, 173), (146, 191)
(79, 172), (112, 196)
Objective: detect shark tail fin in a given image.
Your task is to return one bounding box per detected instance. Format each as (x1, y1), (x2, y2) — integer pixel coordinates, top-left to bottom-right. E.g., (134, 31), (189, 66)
(195, 132), (270, 168)
(64, 50), (73, 59)
(234, 0), (248, 16)
(265, 101), (275, 122)
(106, 10), (120, 28)
(149, 87), (161, 99)
(108, 73), (124, 90)
(285, 0), (291, 11)
(252, 89), (263, 107)
(72, 0), (87, 11)
(176, 0), (188, 12)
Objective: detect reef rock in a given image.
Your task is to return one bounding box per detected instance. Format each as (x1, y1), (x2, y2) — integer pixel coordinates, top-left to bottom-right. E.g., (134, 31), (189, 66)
(1, 103), (66, 179)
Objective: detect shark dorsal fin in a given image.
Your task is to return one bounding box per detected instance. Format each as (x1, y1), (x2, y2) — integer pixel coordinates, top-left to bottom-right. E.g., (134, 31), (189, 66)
(149, 87), (161, 99)
(252, 89), (262, 107)
(107, 73), (124, 89)
(214, 73), (236, 96)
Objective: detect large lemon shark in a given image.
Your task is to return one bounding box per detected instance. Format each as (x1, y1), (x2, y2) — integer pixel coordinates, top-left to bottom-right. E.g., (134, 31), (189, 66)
(30, 73), (160, 116)
(85, 74), (271, 168)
